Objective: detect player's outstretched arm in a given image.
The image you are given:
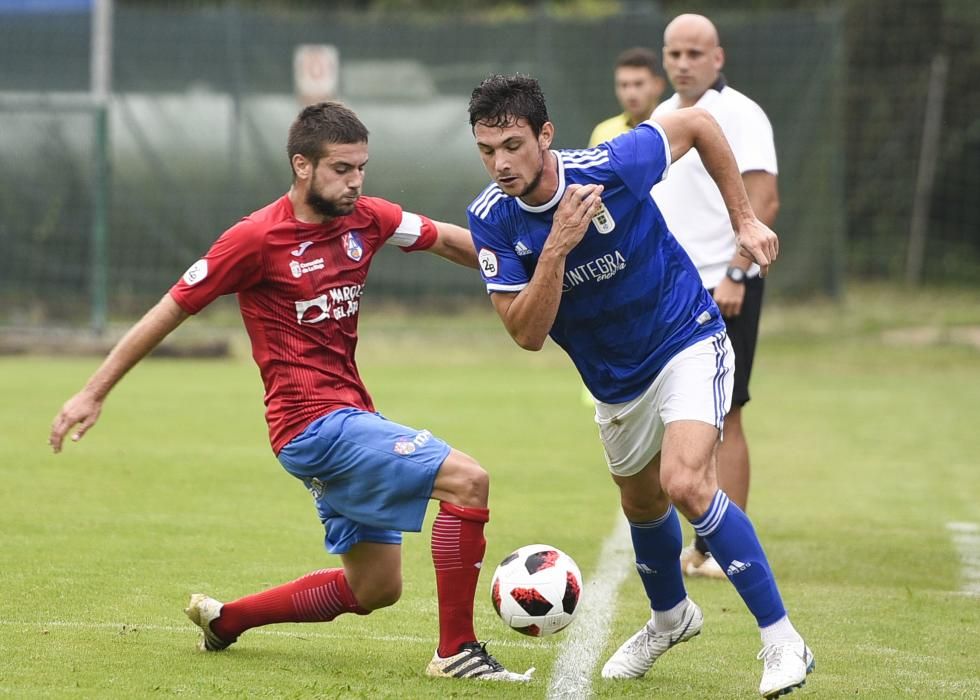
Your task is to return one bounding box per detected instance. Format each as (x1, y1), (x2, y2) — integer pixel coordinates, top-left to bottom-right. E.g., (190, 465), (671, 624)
(654, 108), (778, 276)
(49, 294), (190, 453)
(490, 184), (603, 351)
(427, 220), (479, 269)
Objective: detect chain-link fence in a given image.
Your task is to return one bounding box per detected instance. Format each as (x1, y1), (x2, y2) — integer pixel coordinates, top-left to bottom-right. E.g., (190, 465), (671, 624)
(1, 1), (975, 329)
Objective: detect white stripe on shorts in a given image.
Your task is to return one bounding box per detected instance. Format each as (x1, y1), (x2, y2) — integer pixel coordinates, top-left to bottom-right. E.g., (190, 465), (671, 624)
(593, 332), (734, 477)
(711, 331), (729, 429)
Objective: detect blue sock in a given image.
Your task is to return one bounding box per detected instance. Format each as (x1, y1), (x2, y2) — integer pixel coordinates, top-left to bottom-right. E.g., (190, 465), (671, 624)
(691, 490), (786, 627)
(629, 505), (687, 611)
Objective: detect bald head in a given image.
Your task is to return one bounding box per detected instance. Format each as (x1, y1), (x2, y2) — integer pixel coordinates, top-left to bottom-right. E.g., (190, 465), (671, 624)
(662, 13), (725, 107)
(664, 13), (719, 47)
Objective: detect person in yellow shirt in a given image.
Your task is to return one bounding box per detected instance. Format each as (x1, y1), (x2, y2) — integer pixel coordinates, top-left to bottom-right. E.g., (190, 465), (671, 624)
(588, 47), (666, 147)
(582, 47), (667, 407)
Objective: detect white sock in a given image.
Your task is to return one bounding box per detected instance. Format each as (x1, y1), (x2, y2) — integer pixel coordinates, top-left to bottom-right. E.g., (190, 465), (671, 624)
(651, 597), (689, 633)
(760, 614), (803, 646)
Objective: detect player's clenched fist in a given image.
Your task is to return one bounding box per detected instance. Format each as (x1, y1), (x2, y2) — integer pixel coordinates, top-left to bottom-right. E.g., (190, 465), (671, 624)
(735, 218), (779, 278)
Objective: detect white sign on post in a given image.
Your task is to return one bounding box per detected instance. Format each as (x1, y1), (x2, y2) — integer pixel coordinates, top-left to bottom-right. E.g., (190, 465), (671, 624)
(294, 44), (339, 105)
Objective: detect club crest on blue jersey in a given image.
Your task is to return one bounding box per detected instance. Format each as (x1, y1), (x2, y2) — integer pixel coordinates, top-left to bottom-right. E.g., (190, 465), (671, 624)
(592, 201), (615, 234)
(343, 231), (364, 261)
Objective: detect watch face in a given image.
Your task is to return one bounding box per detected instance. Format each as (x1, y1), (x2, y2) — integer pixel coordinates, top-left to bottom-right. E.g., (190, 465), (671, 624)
(727, 267), (746, 282)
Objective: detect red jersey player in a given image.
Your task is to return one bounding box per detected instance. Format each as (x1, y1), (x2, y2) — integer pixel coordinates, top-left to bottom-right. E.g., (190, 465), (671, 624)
(49, 102), (532, 682)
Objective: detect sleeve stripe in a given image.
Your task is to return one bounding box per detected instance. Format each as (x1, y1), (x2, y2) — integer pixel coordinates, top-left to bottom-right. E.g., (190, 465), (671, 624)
(469, 183), (502, 215)
(641, 118), (673, 181)
(563, 155), (610, 169)
(472, 189), (507, 220)
(486, 282), (528, 293)
(561, 150), (609, 169)
(562, 147), (607, 163)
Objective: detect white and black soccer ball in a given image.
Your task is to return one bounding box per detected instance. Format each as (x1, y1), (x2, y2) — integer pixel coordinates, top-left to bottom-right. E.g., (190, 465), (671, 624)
(490, 544), (583, 636)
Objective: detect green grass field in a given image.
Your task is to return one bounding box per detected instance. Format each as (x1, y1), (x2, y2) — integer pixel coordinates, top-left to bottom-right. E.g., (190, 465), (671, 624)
(2, 286), (979, 698)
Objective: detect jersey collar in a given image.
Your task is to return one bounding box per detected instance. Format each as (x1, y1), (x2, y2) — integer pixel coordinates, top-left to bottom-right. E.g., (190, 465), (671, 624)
(665, 73), (728, 111)
(515, 150), (565, 213)
(682, 74), (727, 111)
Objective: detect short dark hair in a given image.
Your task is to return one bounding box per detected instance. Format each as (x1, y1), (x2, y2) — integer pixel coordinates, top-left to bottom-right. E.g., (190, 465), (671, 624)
(468, 74), (550, 137)
(287, 102), (369, 175)
(615, 47), (662, 76)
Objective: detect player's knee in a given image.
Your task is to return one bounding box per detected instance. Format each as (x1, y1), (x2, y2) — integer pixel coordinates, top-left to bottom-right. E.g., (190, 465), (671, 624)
(448, 458), (490, 508)
(662, 470), (714, 517)
(354, 578), (403, 610)
(460, 463), (490, 506)
(619, 489), (670, 522)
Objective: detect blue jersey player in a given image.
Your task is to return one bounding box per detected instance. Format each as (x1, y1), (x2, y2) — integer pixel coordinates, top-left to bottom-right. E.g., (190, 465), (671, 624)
(466, 75), (813, 699)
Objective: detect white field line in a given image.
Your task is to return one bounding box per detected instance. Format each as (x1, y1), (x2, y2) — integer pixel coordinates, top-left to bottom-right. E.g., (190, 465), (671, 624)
(548, 514), (633, 699)
(946, 521), (980, 596)
(0, 618), (553, 650)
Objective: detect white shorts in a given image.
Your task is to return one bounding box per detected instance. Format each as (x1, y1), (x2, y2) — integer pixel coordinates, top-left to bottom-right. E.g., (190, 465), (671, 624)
(594, 332), (734, 477)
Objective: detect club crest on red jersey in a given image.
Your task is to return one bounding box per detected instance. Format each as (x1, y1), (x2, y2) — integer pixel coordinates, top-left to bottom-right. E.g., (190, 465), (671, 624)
(343, 231), (364, 261)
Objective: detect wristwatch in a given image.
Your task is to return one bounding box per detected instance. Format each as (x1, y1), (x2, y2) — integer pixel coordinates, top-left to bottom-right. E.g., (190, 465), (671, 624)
(725, 266), (747, 283)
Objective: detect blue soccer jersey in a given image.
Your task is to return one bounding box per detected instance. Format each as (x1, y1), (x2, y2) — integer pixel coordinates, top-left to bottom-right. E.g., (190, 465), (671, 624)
(468, 120), (724, 404)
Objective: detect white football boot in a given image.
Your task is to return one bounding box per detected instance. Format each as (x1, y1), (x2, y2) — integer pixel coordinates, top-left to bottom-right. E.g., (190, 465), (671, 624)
(184, 593), (234, 651)
(757, 639), (815, 697)
(680, 543), (727, 579)
(679, 543), (707, 575)
(601, 599), (703, 679)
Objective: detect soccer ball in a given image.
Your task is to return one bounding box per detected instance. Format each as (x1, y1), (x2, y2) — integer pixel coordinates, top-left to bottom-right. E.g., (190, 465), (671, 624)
(490, 544), (583, 636)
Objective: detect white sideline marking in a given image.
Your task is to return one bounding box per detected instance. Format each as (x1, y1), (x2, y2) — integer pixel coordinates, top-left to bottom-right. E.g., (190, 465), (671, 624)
(947, 522), (980, 596)
(548, 514), (633, 699)
(0, 619), (551, 650)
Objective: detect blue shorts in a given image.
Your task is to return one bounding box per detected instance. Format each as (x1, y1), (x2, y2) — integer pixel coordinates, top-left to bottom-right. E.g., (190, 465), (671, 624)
(277, 408), (452, 555)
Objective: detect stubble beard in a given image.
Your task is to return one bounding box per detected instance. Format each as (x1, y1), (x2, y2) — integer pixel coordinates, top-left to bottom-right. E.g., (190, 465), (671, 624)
(516, 151), (546, 199)
(306, 190), (357, 218)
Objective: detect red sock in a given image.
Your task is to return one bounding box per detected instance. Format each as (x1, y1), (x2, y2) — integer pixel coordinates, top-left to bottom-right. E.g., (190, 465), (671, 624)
(212, 568), (368, 642)
(431, 502), (490, 658)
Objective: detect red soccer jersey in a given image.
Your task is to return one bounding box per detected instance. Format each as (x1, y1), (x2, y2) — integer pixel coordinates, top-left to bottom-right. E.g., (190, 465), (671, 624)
(169, 194), (437, 453)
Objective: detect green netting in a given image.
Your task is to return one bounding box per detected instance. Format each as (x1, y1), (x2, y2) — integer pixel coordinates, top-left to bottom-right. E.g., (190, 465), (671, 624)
(2, 2), (974, 328)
